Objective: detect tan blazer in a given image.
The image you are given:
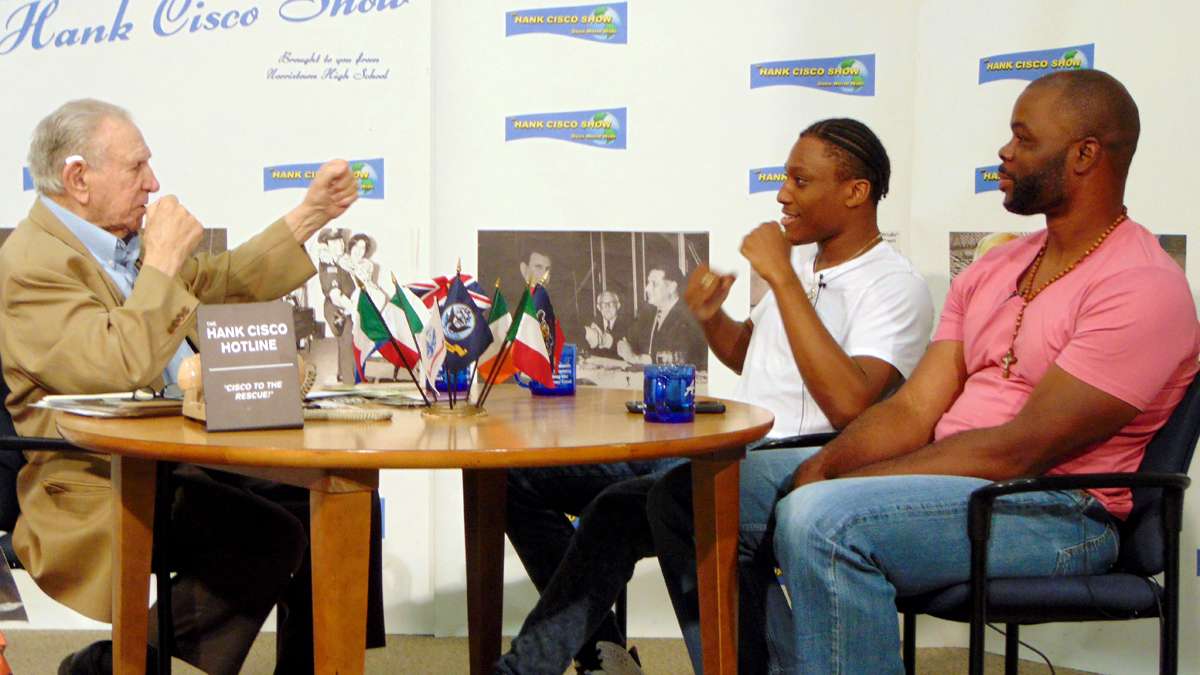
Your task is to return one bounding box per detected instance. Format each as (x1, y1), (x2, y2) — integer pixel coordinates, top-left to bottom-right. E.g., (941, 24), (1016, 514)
(0, 198), (316, 621)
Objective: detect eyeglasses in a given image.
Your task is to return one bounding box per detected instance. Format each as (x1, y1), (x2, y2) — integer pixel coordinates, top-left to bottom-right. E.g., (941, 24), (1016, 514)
(130, 383), (183, 401)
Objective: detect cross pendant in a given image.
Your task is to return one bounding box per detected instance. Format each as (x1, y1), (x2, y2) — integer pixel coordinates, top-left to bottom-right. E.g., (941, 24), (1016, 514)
(1000, 350), (1017, 379)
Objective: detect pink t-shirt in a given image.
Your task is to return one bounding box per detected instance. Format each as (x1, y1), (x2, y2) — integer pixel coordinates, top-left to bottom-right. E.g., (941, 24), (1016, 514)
(933, 220), (1199, 519)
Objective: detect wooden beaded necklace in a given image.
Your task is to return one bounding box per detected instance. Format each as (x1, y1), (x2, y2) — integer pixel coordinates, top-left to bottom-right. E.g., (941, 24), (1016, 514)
(999, 208), (1128, 379)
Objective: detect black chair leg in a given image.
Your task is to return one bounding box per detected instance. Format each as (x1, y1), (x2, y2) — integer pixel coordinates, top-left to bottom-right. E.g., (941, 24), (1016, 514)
(902, 612), (916, 675)
(153, 461), (176, 675)
(1004, 624), (1019, 675)
(615, 584), (628, 640)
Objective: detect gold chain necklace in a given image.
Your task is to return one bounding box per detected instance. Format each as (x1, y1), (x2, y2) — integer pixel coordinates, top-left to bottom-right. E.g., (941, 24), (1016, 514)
(808, 233), (884, 302)
(1000, 208), (1128, 379)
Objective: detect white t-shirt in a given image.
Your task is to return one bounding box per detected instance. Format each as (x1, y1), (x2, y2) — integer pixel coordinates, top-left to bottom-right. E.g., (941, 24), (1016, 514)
(733, 242), (933, 438)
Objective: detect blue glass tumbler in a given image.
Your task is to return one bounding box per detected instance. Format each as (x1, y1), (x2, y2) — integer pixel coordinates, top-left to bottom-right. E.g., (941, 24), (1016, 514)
(643, 364), (695, 423)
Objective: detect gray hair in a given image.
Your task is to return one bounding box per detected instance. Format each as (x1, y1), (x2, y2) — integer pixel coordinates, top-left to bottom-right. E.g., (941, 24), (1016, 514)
(27, 99), (132, 195)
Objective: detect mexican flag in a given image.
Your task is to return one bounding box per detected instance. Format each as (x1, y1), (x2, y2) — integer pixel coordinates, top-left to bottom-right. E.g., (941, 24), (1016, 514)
(353, 284), (419, 382)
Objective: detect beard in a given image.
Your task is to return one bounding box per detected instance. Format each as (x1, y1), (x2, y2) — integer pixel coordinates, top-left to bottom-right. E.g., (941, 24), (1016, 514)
(1004, 148), (1068, 216)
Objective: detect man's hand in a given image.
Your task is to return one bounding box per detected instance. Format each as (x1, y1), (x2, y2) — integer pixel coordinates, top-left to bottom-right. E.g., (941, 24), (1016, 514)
(790, 455), (827, 493)
(141, 195), (203, 277)
(740, 222), (795, 287)
(285, 160), (360, 243)
(684, 263), (736, 323)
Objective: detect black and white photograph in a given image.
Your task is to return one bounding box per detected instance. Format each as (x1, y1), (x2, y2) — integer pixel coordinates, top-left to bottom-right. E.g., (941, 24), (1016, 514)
(479, 230), (709, 389)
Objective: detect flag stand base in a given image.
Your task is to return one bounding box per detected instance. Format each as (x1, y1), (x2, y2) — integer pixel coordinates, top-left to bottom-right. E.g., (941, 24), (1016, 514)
(421, 402), (486, 418)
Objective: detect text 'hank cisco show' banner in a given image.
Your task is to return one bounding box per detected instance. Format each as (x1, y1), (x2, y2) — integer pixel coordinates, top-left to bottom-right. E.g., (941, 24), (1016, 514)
(979, 44), (1093, 83)
(506, 108), (627, 149)
(197, 301), (303, 432)
(506, 2), (626, 43)
(0, 0), (411, 55)
(750, 54), (875, 96)
(263, 158), (385, 199)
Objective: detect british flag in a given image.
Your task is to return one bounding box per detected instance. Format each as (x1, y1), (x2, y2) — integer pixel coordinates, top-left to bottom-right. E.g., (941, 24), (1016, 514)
(406, 274), (493, 311)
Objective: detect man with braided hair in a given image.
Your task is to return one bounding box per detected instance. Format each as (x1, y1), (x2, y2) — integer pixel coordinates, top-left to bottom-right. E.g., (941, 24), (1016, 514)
(496, 118), (933, 674)
(651, 69), (1199, 674)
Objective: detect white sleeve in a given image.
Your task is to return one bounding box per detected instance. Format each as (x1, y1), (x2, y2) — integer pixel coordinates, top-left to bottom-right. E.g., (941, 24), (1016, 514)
(842, 271), (934, 379)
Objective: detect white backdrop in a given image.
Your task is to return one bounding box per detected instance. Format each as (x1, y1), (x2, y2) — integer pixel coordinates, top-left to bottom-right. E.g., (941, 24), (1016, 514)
(2, 1), (1198, 672)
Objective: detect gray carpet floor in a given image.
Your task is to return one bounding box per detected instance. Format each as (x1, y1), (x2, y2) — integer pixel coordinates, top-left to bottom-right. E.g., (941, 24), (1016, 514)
(1, 630), (1101, 674)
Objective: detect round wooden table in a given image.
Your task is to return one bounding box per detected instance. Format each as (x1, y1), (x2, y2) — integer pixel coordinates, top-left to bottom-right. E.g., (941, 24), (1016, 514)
(58, 385), (773, 675)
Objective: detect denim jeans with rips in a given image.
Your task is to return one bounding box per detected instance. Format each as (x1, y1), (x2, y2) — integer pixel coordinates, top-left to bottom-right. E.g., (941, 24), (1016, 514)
(772, 473), (1118, 674)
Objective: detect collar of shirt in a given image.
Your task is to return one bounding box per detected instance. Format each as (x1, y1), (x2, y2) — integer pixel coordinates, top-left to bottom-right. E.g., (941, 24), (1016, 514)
(41, 195), (142, 273)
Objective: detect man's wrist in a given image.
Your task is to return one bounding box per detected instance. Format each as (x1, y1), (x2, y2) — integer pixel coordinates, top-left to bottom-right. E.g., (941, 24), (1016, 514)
(284, 204), (330, 243)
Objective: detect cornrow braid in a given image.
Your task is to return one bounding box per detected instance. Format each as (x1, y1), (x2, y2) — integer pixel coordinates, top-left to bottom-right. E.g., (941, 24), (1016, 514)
(801, 118), (891, 205)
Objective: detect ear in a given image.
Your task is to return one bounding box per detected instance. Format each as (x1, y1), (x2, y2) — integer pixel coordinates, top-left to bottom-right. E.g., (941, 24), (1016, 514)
(61, 162), (90, 205)
(843, 178), (871, 208)
(1071, 137), (1103, 175)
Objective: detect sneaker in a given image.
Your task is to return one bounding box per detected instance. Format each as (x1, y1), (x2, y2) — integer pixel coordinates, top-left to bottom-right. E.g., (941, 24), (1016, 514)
(590, 641), (644, 674)
(57, 640), (159, 675)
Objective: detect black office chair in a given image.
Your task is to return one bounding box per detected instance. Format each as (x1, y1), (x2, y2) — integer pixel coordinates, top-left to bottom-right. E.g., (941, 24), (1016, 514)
(0, 366), (178, 673)
(897, 372), (1200, 675)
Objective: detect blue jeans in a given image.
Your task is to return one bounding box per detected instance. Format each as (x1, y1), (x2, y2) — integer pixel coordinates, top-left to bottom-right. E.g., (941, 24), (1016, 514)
(498, 458), (685, 675)
(773, 472), (1119, 674)
(646, 444), (820, 674)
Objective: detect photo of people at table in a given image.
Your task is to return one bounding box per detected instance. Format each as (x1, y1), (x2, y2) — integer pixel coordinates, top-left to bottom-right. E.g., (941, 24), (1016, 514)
(478, 230), (709, 389)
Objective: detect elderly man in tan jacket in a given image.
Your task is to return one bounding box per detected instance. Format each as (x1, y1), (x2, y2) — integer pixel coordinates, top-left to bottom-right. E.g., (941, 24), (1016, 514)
(0, 99), (359, 675)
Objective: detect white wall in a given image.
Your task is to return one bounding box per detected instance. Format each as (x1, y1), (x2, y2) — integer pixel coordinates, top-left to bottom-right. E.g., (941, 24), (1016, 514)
(2, 2), (1198, 673)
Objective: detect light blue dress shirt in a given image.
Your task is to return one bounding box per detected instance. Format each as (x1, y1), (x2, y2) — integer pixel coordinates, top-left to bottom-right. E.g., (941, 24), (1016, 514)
(41, 196), (192, 387)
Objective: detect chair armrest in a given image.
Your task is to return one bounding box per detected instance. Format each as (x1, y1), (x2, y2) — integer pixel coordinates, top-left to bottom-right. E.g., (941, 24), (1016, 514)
(0, 437), (82, 452)
(967, 472), (1190, 541)
(754, 431), (840, 450)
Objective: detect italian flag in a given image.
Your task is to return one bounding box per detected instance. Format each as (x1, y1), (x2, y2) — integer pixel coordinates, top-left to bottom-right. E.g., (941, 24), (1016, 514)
(508, 288), (553, 387)
(477, 289), (517, 384)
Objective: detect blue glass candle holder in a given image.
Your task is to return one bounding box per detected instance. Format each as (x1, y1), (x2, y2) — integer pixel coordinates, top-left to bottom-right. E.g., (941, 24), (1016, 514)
(435, 368), (471, 393)
(643, 364), (696, 423)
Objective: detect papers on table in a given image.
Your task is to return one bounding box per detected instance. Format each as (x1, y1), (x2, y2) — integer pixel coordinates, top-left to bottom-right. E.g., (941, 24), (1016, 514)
(33, 393), (182, 418)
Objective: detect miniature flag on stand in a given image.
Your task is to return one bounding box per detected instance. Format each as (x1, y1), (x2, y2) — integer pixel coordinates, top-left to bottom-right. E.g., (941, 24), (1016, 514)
(441, 275), (493, 373)
(477, 289), (517, 385)
(417, 301), (447, 393)
(384, 282), (427, 367)
(508, 286), (555, 387)
(407, 275), (492, 311)
(533, 284), (566, 372)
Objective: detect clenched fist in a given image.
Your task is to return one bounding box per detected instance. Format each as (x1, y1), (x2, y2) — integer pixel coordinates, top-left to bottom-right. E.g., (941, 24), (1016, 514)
(684, 263), (736, 323)
(142, 195), (203, 277)
(740, 222), (793, 287)
(285, 159), (360, 243)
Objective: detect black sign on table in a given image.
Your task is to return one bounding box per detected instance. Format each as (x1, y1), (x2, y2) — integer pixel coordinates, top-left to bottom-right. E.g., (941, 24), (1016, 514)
(196, 301), (303, 432)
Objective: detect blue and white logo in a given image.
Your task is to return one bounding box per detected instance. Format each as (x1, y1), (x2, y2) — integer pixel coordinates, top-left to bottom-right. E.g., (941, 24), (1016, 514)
(441, 303), (477, 341)
(506, 108), (626, 150)
(749, 166), (787, 194)
(507, 3), (626, 44)
(751, 54), (875, 96)
(979, 44), (1093, 84)
(975, 164), (1000, 193)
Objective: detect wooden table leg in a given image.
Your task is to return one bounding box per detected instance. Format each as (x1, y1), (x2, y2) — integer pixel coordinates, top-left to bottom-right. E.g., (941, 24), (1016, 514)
(112, 456), (156, 675)
(463, 468), (507, 675)
(693, 454), (743, 675)
(310, 487), (373, 675)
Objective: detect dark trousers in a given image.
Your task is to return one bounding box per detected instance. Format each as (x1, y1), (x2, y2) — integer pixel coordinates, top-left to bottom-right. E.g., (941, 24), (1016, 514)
(153, 465), (385, 675)
(497, 458), (683, 674)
